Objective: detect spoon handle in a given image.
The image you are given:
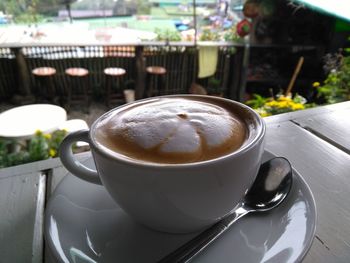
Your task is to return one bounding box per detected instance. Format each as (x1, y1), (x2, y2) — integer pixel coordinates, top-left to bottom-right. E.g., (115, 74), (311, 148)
(157, 207), (248, 263)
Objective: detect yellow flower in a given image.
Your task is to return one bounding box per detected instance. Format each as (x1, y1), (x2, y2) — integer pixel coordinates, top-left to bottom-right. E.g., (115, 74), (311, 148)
(260, 112), (271, 117)
(277, 96), (292, 102)
(49, 148), (57, 157)
(312, 82), (320, 88)
(44, 133), (52, 140)
(291, 103), (305, 110)
(276, 101), (289, 108)
(265, 100), (279, 107)
(35, 130), (43, 136)
(255, 108), (271, 117)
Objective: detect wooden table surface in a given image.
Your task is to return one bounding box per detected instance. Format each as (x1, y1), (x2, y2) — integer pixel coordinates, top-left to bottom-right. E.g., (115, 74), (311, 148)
(0, 101), (349, 263)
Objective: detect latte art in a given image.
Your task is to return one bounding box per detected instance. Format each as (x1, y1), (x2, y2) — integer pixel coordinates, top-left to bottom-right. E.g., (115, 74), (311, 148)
(94, 97), (247, 163)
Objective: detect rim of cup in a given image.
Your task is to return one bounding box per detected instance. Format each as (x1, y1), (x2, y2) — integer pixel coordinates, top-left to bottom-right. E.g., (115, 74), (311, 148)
(89, 94), (266, 168)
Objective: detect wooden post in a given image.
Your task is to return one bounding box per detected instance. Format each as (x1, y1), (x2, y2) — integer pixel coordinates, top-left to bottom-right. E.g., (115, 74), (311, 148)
(228, 46), (241, 101)
(222, 53), (230, 97)
(193, 0), (197, 46)
(135, 46), (145, 100)
(12, 47), (35, 103)
(237, 42), (250, 102)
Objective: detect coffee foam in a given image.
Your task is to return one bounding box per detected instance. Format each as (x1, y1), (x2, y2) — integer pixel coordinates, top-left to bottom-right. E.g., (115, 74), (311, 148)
(95, 98), (247, 163)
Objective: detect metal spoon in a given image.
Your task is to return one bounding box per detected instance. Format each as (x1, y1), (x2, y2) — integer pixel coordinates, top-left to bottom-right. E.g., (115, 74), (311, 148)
(158, 157), (293, 263)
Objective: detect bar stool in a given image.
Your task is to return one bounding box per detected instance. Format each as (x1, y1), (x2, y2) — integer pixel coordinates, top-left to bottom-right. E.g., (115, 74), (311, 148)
(145, 66), (167, 97)
(65, 67), (90, 113)
(32, 67), (58, 103)
(104, 67), (126, 108)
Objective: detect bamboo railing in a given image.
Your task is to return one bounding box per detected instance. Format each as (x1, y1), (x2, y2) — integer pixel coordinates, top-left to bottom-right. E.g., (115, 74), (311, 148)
(0, 42), (246, 103)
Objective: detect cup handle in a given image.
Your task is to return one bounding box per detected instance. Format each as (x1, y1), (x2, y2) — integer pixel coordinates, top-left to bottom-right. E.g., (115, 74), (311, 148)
(59, 129), (102, 185)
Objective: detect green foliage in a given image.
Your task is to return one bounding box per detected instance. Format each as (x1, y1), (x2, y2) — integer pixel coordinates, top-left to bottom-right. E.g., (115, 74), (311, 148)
(28, 132), (49, 161)
(0, 140), (25, 167)
(1, 0), (51, 23)
(223, 26), (241, 42)
(15, 13), (45, 24)
(246, 93), (308, 117)
(0, 129), (67, 169)
(207, 77), (221, 94)
(246, 94), (268, 109)
(199, 29), (220, 41)
(155, 28), (182, 41)
(208, 77), (220, 87)
(48, 129), (67, 154)
(136, 0), (151, 15)
(317, 56), (350, 104)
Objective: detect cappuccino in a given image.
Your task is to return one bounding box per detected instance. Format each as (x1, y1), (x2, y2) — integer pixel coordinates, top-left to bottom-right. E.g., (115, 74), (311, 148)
(60, 94), (265, 233)
(94, 96), (247, 164)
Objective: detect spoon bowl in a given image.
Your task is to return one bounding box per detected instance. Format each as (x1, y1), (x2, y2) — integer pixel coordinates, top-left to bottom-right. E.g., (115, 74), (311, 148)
(158, 157), (293, 263)
(244, 157), (293, 211)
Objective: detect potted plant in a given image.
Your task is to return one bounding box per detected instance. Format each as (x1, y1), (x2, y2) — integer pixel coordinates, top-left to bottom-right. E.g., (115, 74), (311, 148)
(246, 93), (308, 117)
(0, 129), (68, 168)
(315, 55), (350, 104)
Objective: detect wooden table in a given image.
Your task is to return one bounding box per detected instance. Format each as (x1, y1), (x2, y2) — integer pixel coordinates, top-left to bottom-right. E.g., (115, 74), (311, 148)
(0, 101), (349, 262)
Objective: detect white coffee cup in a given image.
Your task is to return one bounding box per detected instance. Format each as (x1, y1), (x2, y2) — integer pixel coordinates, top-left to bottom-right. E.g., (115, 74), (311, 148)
(59, 95), (265, 233)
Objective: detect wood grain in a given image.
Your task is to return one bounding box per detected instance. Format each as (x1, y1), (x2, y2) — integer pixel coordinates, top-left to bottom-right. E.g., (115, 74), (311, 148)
(264, 101), (350, 124)
(1, 103), (349, 263)
(44, 152), (93, 263)
(32, 172), (46, 263)
(0, 171), (43, 262)
(0, 158), (62, 178)
(0, 151), (92, 179)
(293, 108), (350, 153)
(265, 121), (350, 263)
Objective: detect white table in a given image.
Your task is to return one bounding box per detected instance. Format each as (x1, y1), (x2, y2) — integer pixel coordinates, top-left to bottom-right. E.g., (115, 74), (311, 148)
(0, 104), (67, 140)
(0, 101), (350, 262)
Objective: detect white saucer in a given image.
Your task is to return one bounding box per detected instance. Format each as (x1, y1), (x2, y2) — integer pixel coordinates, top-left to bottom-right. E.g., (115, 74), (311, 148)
(45, 152), (316, 263)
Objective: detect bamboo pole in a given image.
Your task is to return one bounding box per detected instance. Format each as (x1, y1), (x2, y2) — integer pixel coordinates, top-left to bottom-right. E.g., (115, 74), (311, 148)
(285, 56), (304, 97)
